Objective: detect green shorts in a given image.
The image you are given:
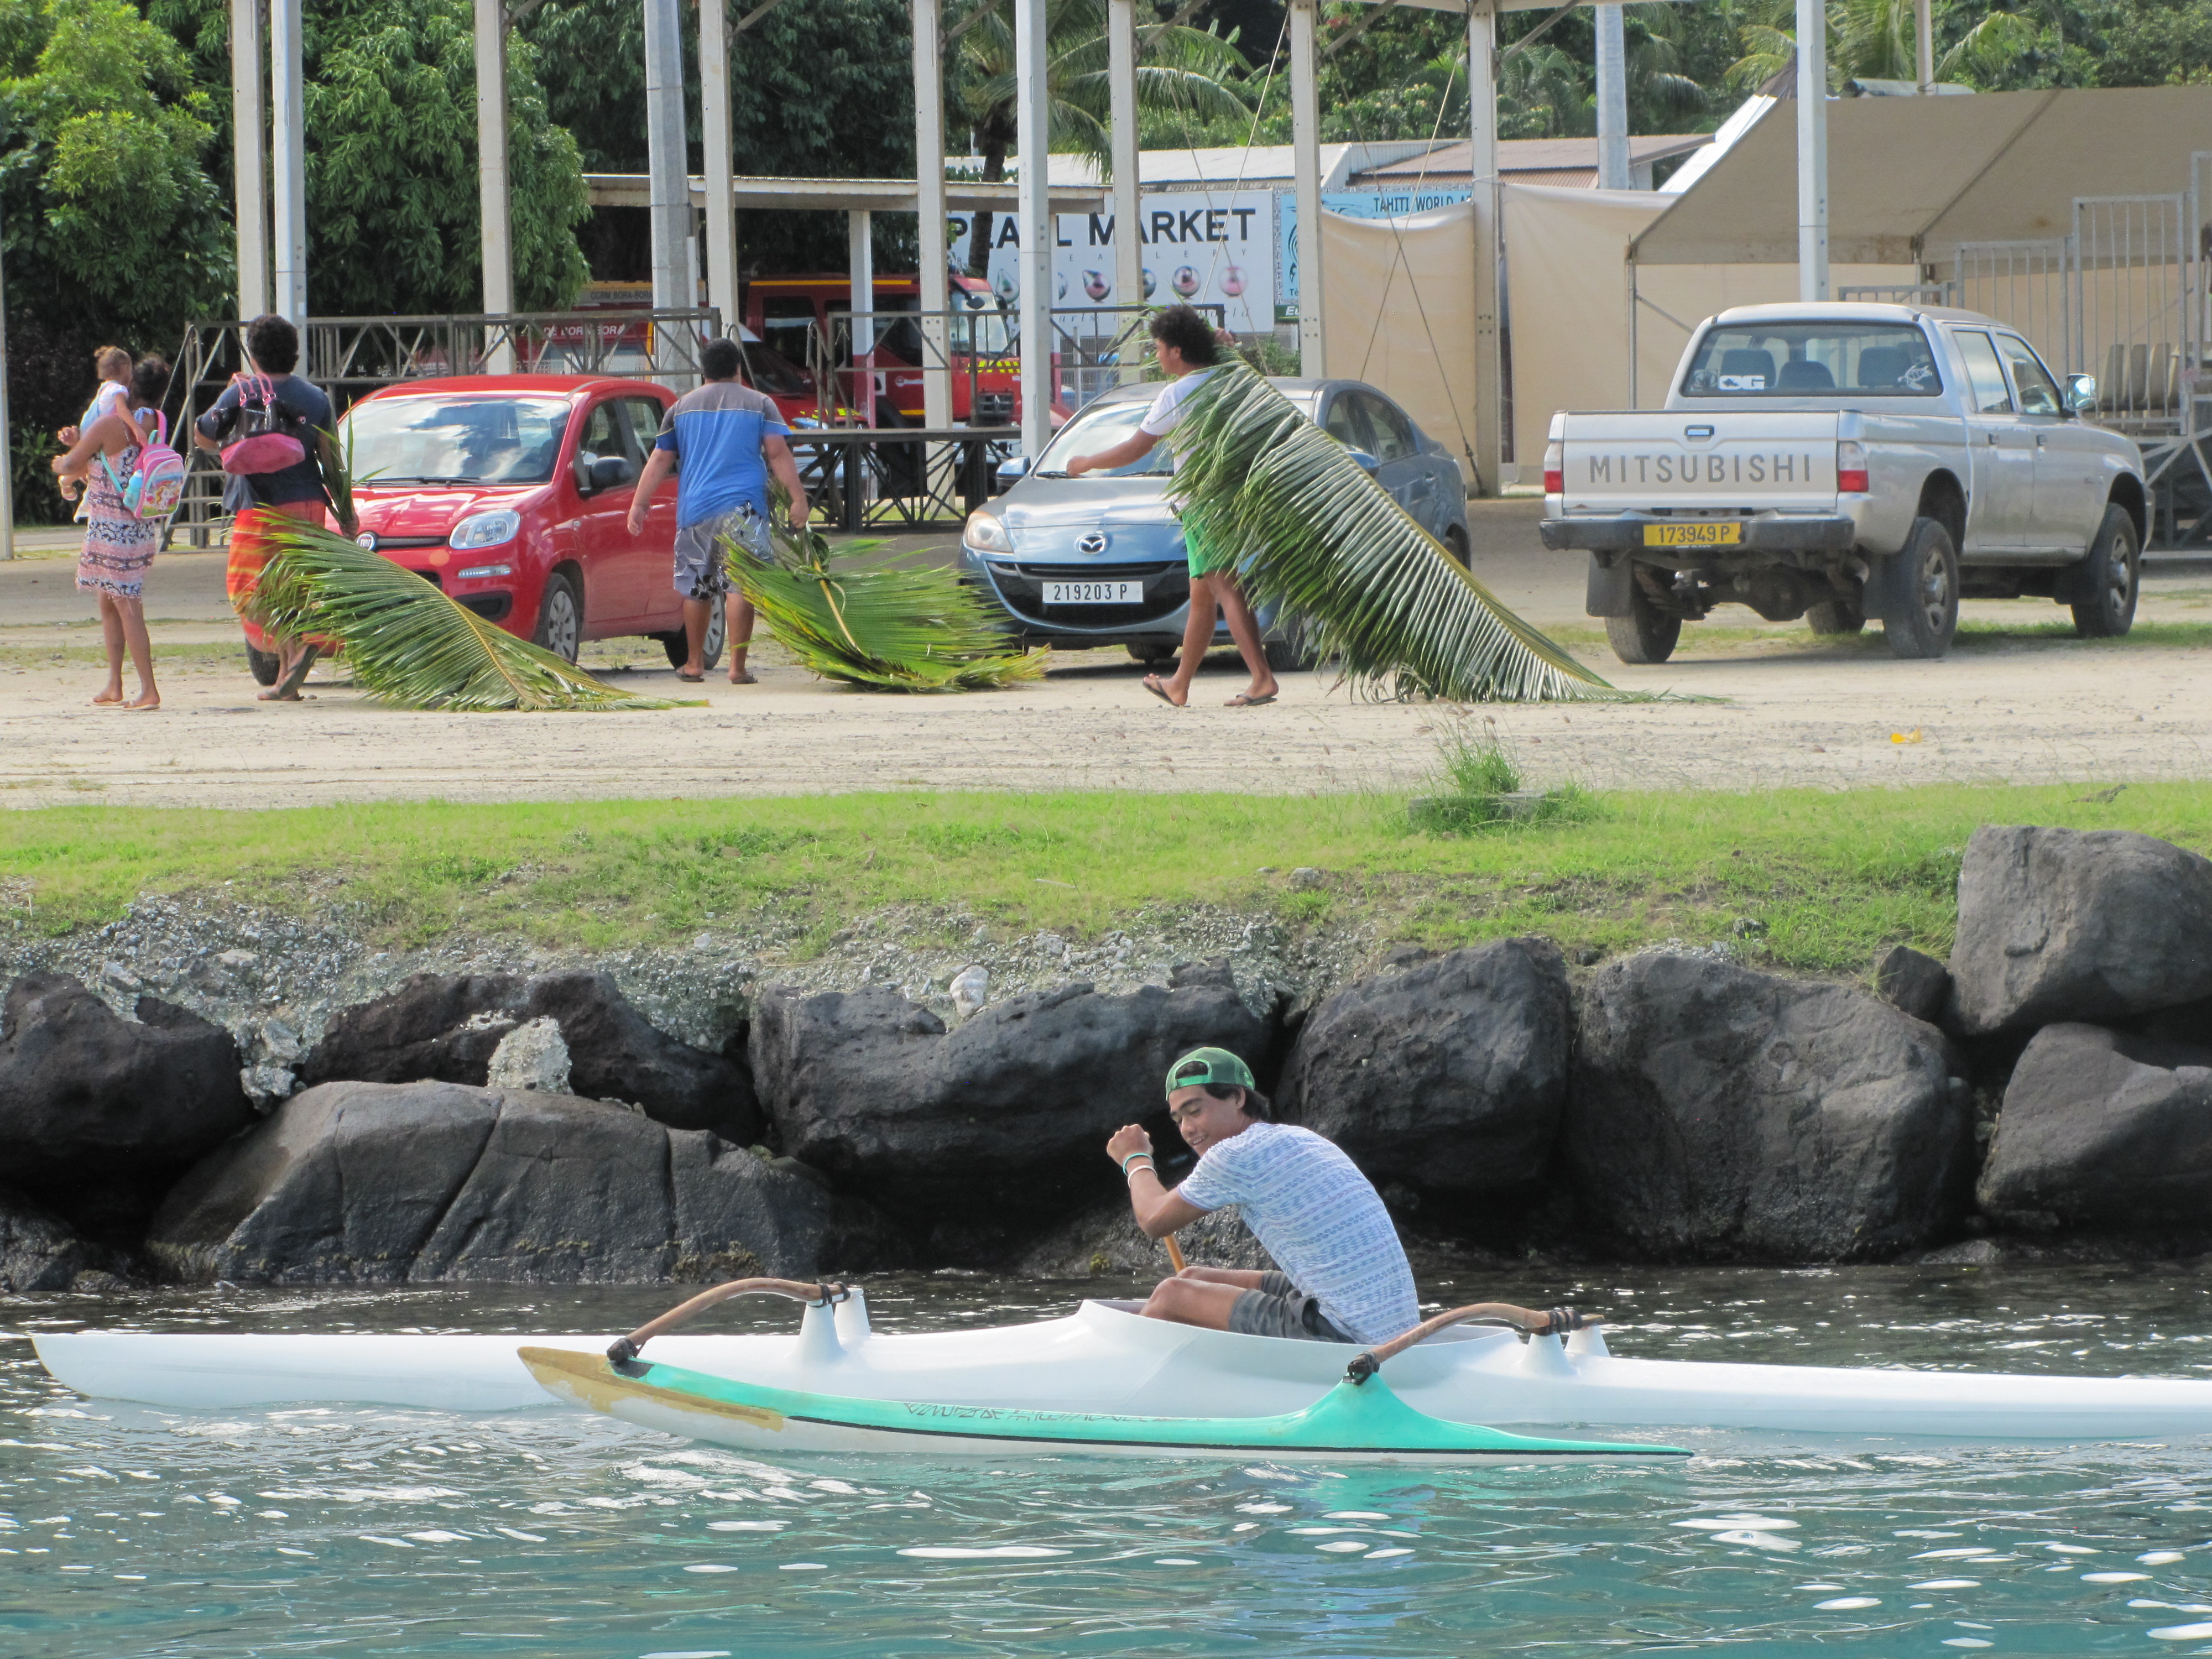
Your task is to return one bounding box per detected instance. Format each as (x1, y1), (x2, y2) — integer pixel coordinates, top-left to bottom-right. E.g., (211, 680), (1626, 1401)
(1181, 514), (1241, 580)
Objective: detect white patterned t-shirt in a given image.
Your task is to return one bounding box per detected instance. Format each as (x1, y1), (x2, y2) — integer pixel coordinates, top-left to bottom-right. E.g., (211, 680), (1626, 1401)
(1176, 1121), (1418, 1344)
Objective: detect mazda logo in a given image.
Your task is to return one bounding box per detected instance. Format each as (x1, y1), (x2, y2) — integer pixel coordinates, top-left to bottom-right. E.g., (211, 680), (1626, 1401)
(1076, 532), (1108, 555)
(356, 531), (378, 550)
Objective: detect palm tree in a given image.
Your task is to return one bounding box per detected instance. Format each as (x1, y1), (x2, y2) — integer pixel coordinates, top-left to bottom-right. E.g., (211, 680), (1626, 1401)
(1728, 0), (2041, 91)
(1171, 366), (1631, 702)
(948, 0), (1253, 279)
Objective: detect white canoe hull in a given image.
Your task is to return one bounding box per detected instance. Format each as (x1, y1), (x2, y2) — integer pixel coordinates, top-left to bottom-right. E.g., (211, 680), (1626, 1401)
(34, 1297), (2212, 1440)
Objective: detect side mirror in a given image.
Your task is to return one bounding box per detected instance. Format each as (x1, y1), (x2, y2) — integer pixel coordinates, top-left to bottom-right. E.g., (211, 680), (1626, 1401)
(994, 454), (1031, 493)
(1347, 448), (1382, 472)
(2065, 373), (2098, 415)
(591, 453), (635, 492)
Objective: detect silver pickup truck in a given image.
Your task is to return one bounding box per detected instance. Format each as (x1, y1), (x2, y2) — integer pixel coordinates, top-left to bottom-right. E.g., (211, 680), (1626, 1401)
(1538, 302), (2148, 662)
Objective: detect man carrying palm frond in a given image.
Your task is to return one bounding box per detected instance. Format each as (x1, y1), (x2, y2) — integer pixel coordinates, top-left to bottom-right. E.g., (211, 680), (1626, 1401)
(1067, 306), (1279, 710)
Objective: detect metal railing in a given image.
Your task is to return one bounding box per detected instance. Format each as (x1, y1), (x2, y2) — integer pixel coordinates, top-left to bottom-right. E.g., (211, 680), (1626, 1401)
(158, 308), (721, 547)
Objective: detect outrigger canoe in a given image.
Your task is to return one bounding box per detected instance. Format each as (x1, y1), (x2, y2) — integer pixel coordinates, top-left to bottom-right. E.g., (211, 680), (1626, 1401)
(34, 1278), (2212, 1442)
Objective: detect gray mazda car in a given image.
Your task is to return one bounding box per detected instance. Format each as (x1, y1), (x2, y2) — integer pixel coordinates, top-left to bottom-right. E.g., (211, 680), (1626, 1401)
(958, 377), (1470, 666)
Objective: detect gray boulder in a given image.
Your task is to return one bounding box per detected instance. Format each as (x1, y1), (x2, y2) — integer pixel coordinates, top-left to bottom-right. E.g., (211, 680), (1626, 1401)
(148, 1079), (897, 1284)
(1978, 1023), (2212, 1231)
(1275, 938), (1570, 1212)
(298, 971), (759, 1140)
(750, 979), (1275, 1220)
(1567, 952), (1971, 1261)
(0, 973), (252, 1222)
(1876, 945), (1953, 1026)
(0, 1190), (118, 1292)
(1948, 826), (2212, 1037)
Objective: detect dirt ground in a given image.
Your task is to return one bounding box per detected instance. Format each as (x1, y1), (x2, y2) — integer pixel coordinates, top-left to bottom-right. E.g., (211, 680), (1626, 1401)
(4, 503), (2210, 807)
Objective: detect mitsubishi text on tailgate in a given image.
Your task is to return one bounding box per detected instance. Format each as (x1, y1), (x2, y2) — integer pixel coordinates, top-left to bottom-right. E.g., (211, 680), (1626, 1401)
(1538, 303), (2148, 662)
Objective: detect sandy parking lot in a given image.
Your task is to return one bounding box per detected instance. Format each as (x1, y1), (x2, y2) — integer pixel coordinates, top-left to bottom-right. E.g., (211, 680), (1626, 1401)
(4, 503), (2210, 806)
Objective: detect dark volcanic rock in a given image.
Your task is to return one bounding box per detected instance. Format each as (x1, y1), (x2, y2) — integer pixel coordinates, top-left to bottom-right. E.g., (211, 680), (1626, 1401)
(148, 1079), (895, 1284)
(1276, 938), (1569, 1214)
(1948, 826), (2212, 1037)
(1977, 1023), (2212, 1232)
(299, 972), (759, 1141)
(1567, 953), (1971, 1261)
(1876, 945), (1953, 1026)
(749, 980), (1275, 1220)
(0, 974), (251, 1224)
(1014, 1195), (1276, 1280)
(0, 1190), (112, 1291)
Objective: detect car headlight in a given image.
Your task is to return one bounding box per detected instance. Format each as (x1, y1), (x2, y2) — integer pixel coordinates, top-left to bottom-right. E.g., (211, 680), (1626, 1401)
(963, 510), (1013, 554)
(449, 509), (521, 551)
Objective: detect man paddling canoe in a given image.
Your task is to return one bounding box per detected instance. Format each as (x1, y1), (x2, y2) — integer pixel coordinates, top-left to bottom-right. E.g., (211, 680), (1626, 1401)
(1105, 1046), (1420, 1345)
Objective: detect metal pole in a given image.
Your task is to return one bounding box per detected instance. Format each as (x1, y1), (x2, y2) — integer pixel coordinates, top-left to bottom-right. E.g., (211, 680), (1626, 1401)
(849, 208), (875, 424)
(644, 0), (689, 317)
(1108, 0), (1144, 382)
(1914, 0), (1934, 93)
(270, 0), (306, 327)
(474, 0), (515, 372)
(700, 0), (739, 338)
(1290, 0), (1324, 377)
(1594, 3), (1629, 190)
(913, 0), (952, 428)
(231, 0), (269, 319)
(1796, 0), (1829, 301)
(1468, 0), (1501, 494)
(1014, 0), (1051, 458)
(1, 194), (12, 560)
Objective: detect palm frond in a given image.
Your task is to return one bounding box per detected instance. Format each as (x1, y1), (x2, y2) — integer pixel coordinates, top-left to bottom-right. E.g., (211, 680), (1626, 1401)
(1168, 366), (1633, 703)
(246, 518), (680, 711)
(733, 517), (1043, 693)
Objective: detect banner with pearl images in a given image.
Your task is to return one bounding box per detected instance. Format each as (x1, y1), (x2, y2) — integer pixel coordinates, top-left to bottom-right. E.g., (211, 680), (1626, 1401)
(948, 190), (1276, 338)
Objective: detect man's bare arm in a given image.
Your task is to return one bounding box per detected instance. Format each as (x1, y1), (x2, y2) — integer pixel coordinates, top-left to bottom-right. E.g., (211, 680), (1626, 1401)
(1105, 1123), (1211, 1238)
(1066, 430), (1158, 477)
(763, 435), (808, 526)
(625, 448), (678, 536)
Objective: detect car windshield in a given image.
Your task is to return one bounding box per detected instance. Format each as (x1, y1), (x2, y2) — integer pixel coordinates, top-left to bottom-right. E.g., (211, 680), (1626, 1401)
(342, 395), (572, 484)
(1034, 387), (1316, 476)
(953, 305), (1016, 357)
(1681, 322), (1943, 397)
(743, 345), (810, 397)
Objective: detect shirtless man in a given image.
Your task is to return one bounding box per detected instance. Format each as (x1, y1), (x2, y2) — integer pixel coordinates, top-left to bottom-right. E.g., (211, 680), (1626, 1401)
(1104, 1046), (1419, 1345)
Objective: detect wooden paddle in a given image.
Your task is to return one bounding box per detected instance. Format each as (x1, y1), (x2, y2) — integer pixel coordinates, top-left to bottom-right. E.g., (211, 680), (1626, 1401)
(1164, 1233), (1188, 1273)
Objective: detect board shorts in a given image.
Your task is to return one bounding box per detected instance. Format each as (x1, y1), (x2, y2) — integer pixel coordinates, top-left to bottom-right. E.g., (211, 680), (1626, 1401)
(1227, 1271), (1357, 1344)
(1180, 512), (1241, 580)
(673, 505), (773, 600)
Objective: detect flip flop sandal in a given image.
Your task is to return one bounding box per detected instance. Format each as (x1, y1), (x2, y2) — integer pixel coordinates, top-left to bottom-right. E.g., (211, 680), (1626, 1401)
(676, 671), (706, 684)
(728, 670), (758, 685)
(1227, 692), (1279, 707)
(267, 644), (321, 701)
(1142, 677), (1182, 707)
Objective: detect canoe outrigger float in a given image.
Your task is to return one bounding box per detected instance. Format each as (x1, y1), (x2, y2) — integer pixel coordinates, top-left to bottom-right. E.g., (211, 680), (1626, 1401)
(35, 1275), (2212, 1447)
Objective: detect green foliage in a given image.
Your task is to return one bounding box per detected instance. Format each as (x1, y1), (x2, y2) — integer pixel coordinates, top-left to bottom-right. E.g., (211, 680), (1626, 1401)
(248, 517), (680, 710)
(1169, 364), (1626, 703)
(732, 514), (1044, 692)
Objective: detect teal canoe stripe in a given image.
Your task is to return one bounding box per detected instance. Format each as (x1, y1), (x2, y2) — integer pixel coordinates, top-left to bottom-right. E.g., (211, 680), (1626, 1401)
(626, 1358), (1691, 1458)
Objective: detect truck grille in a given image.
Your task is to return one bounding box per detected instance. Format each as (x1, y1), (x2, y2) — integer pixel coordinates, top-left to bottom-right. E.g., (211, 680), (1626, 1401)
(971, 392), (1014, 425)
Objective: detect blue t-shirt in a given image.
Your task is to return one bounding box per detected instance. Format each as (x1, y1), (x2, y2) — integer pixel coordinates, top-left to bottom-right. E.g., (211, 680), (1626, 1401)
(653, 380), (792, 527)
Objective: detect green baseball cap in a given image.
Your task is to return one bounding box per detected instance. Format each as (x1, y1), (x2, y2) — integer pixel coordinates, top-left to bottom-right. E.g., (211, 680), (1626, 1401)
(1165, 1046), (1256, 1098)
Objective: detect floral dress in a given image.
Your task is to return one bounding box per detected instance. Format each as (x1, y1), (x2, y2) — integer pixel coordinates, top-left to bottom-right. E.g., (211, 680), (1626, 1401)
(76, 412), (160, 599)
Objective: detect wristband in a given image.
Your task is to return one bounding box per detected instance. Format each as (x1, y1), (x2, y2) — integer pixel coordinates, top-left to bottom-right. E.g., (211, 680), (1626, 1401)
(1121, 1152), (1156, 1176)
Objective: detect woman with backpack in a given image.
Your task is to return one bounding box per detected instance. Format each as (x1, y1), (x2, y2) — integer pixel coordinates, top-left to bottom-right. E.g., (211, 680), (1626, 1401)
(51, 355), (175, 712)
(194, 313), (354, 701)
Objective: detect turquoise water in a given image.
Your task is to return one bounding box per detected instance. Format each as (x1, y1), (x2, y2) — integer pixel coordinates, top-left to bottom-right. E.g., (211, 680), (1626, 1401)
(10, 1264), (2212, 1657)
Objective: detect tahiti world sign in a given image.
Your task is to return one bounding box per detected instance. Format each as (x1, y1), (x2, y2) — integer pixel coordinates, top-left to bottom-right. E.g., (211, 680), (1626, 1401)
(948, 190), (1275, 336)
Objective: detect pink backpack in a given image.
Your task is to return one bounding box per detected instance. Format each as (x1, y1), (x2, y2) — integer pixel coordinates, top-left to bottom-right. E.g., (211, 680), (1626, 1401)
(100, 408), (188, 523)
(220, 372), (310, 475)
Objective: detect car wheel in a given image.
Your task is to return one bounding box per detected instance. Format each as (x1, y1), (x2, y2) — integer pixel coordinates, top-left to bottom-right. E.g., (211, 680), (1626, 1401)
(246, 644), (280, 686)
(1126, 641), (1176, 665)
(1443, 525), (1470, 566)
(1604, 583), (1681, 665)
(658, 604), (727, 672)
(1806, 591), (1866, 635)
(2070, 504), (2140, 639)
(1264, 620), (1313, 674)
(533, 570), (583, 665)
(1879, 517), (1959, 660)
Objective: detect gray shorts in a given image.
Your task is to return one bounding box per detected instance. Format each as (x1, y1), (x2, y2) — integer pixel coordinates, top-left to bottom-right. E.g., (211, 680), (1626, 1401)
(1227, 1271), (1355, 1344)
(672, 507), (773, 600)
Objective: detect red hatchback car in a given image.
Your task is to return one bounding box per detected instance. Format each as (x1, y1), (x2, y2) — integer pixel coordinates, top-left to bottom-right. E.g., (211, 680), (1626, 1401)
(243, 374), (719, 678)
